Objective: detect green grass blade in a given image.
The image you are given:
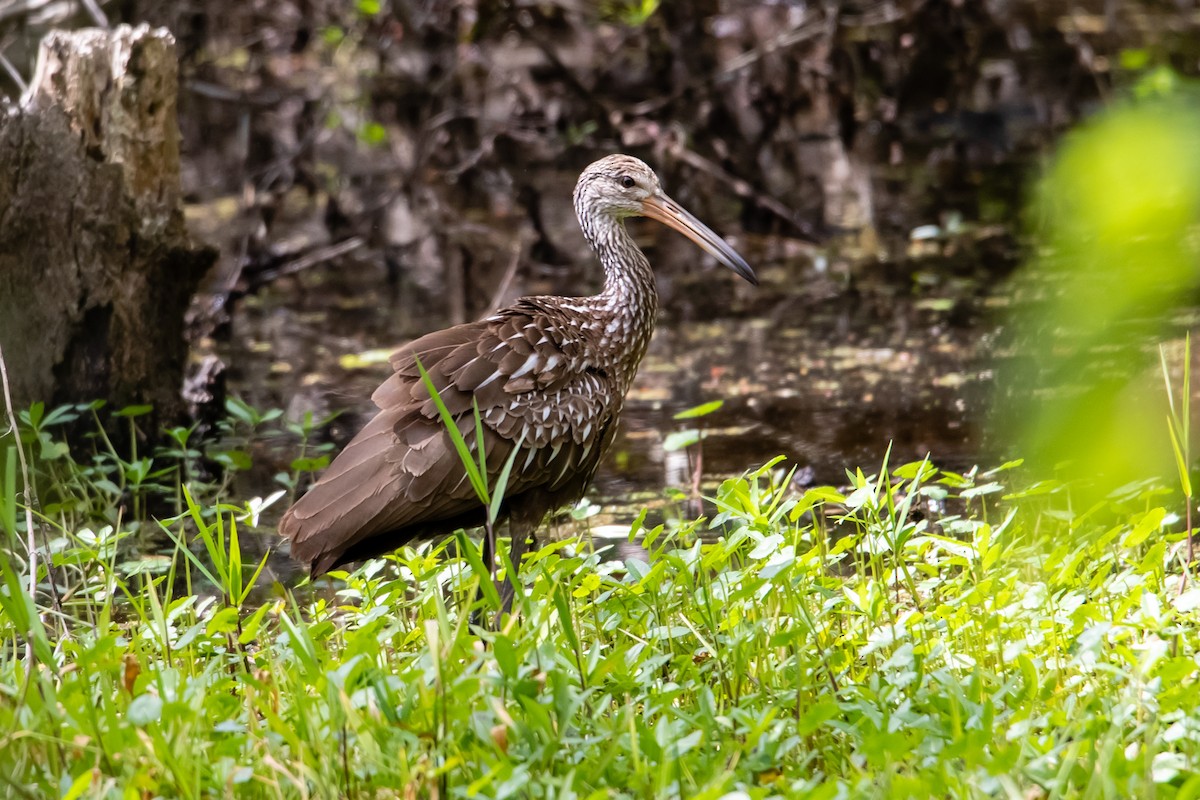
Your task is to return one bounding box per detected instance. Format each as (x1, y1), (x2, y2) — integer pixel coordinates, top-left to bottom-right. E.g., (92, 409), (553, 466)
(182, 484), (229, 587)
(159, 489), (223, 587)
(488, 431), (527, 527)
(1167, 414), (1192, 498)
(1183, 333), (1191, 445)
(551, 578), (581, 661)
(0, 546), (53, 666)
(1, 446), (15, 540)
(238, 551), (271, 606)
(414, 355), (489, 504)
(472, 400), (489, 490)
(228, 514), (243, 604)
(455, 529), (501, 611)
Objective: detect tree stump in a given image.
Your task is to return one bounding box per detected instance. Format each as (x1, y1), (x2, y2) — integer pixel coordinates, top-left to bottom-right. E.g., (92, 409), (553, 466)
(0, 24), (214, 427)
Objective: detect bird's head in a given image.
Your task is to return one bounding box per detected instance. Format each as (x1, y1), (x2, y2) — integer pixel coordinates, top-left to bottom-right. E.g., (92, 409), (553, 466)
(574, 154), (758, 285)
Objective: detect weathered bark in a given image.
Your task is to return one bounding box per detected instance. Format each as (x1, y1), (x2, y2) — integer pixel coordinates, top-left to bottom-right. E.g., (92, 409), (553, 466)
(0, 24), (214, 426)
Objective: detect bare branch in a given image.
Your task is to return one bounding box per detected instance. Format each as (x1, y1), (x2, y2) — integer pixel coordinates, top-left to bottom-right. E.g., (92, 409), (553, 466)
(0, 343), (41, 687)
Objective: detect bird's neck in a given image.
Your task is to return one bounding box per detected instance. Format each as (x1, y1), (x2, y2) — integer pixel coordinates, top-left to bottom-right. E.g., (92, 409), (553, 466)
(592, 220), (657, 315)
(583, 216), (659, 381)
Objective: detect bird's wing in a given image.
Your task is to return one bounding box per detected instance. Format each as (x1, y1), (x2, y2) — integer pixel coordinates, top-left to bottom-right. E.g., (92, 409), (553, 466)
(280, 304), (619, 573)
(375, 302), (592, 428)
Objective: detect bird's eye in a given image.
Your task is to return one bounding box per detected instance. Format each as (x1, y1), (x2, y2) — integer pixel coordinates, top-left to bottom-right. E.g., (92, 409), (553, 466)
(620, 175), (636, 189)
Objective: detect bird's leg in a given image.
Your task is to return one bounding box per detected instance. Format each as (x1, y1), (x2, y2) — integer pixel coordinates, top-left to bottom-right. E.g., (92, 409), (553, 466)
(470, 517), (500, 629)
(482, 515), (497, 585)
(494, 508), (542, 626)
(495, 521), (523, 622)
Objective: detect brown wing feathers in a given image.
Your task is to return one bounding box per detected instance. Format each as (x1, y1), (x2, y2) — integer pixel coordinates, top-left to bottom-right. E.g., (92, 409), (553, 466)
(278, 306), (615, 576)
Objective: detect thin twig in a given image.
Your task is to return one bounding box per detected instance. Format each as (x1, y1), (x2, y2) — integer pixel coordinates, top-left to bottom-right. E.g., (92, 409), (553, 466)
(689, 437), (704, 518)
(185, 80), (286, 106)
(0, 46), (26, 95)
(486, 238), (527, 312)
(665, 139), (821, 242)
(712, 16), (828, 81)
(0, 0), (56, 26)
(0, 344), (42, 683)
(77, 0), (108, 27)
(252, 236), (366, 285)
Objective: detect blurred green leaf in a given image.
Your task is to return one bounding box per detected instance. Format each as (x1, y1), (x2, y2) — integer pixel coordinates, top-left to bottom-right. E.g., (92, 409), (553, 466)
(358, 121), (387, 146)
(1119, 49), (1150, 71)
(127, 694), (162, 726)
(663, 430), (700, 452)
(114, 405), (154, 418)
(999, 96), (1200, 503)
(207, 606), (240, 635)
(213, 450), (253, 472)
(289, 456), (330, 473)
(674, 400), (723, 420)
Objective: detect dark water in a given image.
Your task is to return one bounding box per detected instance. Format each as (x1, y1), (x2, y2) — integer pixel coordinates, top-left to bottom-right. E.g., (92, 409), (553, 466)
(221, 229), (1008, 555)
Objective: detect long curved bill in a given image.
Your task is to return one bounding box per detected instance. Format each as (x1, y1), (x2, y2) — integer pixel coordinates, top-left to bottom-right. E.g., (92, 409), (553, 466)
(642, 193), (758, 285)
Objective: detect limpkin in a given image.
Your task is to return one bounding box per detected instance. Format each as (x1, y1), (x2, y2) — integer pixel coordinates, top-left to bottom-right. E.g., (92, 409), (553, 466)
(279, 154), (756, 601)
